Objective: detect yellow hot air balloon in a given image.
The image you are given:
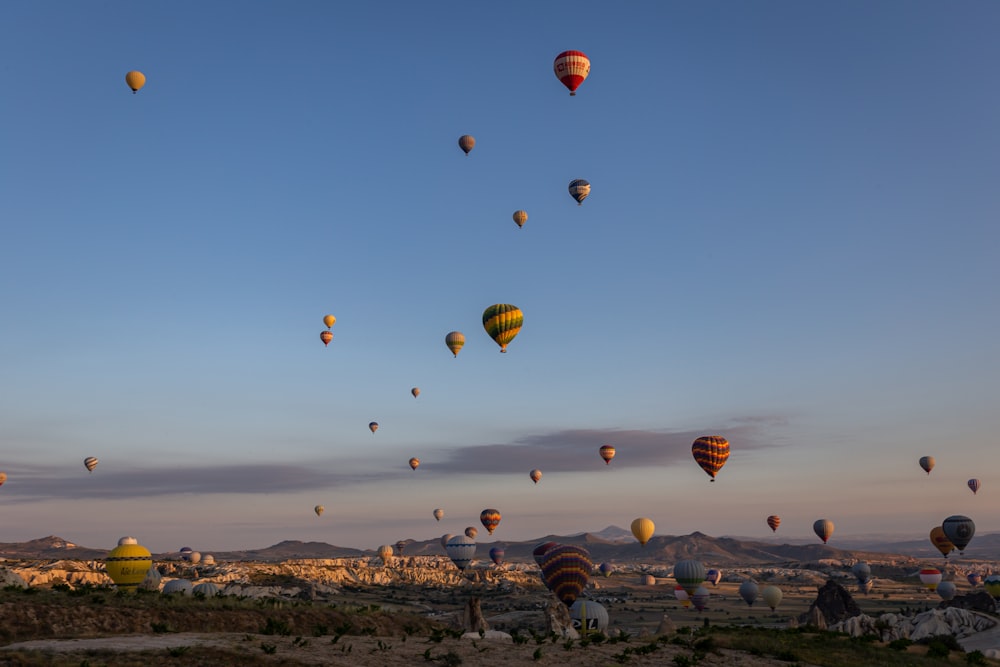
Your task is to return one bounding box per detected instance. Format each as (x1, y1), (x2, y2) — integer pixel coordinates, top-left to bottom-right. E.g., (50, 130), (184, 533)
(314, 505), (325, 517)
(631, 517), (655, 546)
(445, 331), (465, 357)
(482, 304), (523, 353)
(930, 526), (955, 557)
(125, 70), (146, 94)
(323, 314), (336, 329)
(513, 210), (528, 228)
(105, 541), (153, 591)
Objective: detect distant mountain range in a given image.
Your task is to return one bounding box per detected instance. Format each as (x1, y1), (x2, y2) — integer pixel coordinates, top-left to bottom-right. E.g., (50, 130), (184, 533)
(0, 528), (995, 564)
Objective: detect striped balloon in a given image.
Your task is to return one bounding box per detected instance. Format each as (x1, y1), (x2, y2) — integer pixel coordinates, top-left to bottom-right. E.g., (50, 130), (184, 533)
(691, 436), (729, 481)
(480, 508), (501, 535)
(489, 546), (505, 566)
(553, 51), (590, 96)
(568, 179), (591, 205)
(599, 445), (616, 465)
(482, 304), (523, 353)
(942, 515), (975, 553)
(813, 519), (835, 544)
(84, 456), (99, 473)
(766, 515), (781, 532)
(541, 545), (592, 606)
(673, 559), (706, 596)
(445, 534), (476, 571)
(968, 478), (981, 495)
(533, 542), (558, 567)
(445, 331), (465, 357)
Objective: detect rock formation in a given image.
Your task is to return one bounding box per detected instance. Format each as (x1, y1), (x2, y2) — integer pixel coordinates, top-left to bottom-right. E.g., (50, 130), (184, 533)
(798, 579), (859, 627)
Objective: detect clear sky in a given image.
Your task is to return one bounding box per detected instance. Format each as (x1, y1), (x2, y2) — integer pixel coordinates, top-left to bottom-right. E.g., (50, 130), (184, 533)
(1, 2), (998, 554)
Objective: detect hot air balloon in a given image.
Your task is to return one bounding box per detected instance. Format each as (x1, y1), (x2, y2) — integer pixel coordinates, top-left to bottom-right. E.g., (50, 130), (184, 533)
(930, 526), (955, 558)
(942, 515), (975, 553)
(105, 540), (153, 591)
(84, 457), (98, 473)
(513, 210), (527, 228)
(706, 569), (722, 586)
(674, 559), (706, 596)
(985, 575), (1000, 599)
(568, 179), (590, 205)
(936, 581), (957, 601)
(378, 545), (393, 566)
(162, 579), (193, 595)
(599, 445), (616, 465)
(118, 536), (138, 545)
(569, 599), (609, 633)
(599, 562), (613, 578)
(433, 508), (444, 522)
(761, 585), (783, 611)
(541, 544), (592, 606)
(465, 526), (478, 539)
(533, 542), (558, 567)
(314, 505), (324, 517)
(691, 586), (711, 611)
(639, 574), (656, 586)
(919, 456), (935, 475)
(440, 533), (453, 549)
(445, 331), (465, 357)
(919, 568), (942, 590)
(489, 546), (505, 566)
(0, 472), (7, 486)
(369, 421), (379, 434)
(852, 561), (871, 585)
(320, 331), (333, 346)
(458, 135), (475, 155)
(529, 469), (542, 484)
(766, 515), (781, 532)
(125, 70), (146, 94)
(179, 547), (193, 561)
(813, 519), (834, 544)
(674, 584), (690, 607)
(188, 551), (202, 565)
(409, 457), (420, 471)
(858, 579), (874, 595)
(480, 509), (501, 535)
(631, 517), (655, 546)
(323, 314), (336, 329)
(553, 50), (590, 96)
(411, 387), (420, 398)
(395, 540), (407, 556)
(445, 534), (476, 571)
(692, 436), (729, 481)
(968, 479), (981, 495)
(968, 572), (983, 587)
(739, 580), (759, 606)
(482, 304), (523, 353)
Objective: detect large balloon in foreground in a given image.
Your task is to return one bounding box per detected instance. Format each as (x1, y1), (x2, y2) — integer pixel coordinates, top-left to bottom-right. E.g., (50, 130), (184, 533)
(941, 515), (975, 553)
(445, 331), (465, 357)
(458, 135), (475, 155)
(480, 509), (501, 535)
(320, 331), (333, 346)
(739, 580), (759, 606)
(105, 541), (153, 591)
(553, 50), (590, 96)
(674, 559), (706, 596)
(919, 456), (935, 474)
(314, 505), (324, 517)
(409, 457), (420, 471)
(929, 526), (954, 558)
(568, 179), (590, 205)
(533, 542), (558, 567)
(323, 314), (336, 329)
(968, 478), (981, 495)
(529, 469), (542, 484)
(513, 210), (527, 228)
(482, 304), (523, 353)
(84, 457), (99, 473)
(433, 508), (444, 522)
(692, 436), (729, 481)
(599, 445), (616, 465)
(813, 519), (834, 544)
(630, 517), (655, 546)
(761, 585), (783, 611)
(445, 534), (476, 571)
(541, 544), (592, 606)
(125, 70), (146, 93)
(766, 515), (781, 532)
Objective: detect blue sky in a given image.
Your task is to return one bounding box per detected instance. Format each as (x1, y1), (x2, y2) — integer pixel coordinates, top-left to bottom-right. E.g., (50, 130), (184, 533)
(1, 2), (998, 553)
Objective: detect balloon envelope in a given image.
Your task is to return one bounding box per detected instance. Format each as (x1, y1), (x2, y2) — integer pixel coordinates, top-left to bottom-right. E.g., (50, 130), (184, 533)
(674, 559), (706, 595)
(369, 422), (379, 433)
(968, 478), (981, 495)
(852, 561), (871, 583)
(445, 535), (476, 571)
(0, 472), (7, 486)
(630, 517), (654, 546)
(320, 331), (333, 346)
(445, 331), (465, 357)
(458, 135), (475, 155)
(489, 546), (505, 566)
(968, 572), (982, 587)
(314, 505), (324, 517)
(513, 210), (527, 228)
(692, 436), (730, 481)
(985, 575), (1000, 599)
(739, 580), (759, 606)
(936, 581), (957, 601)
(569, 599), (609, 633)
(105, 543), (153, 591)
(411, 387), (420, 398)
(691, 586), (711, 611)
(599, 562), (613, 578)
(378, 545), (393, 566)
(529, 469), (542, 484)
(706, 568), (722, 585)
(929, 526), (955, 557)
(919, 568), (942, 590)
(464, 526), (478, 539)
(533, 542), (558, 567)
(482, 304), (523, 353)
(480, 509), (501, 535)
(919, 456), (935, 474)
(941, 515), (975, 552)
(568, 178), (591, 205)
(125, 70), (146, 93)
(409, 457), (420, 470)
(541, 545), (592, 606)
(599, 445), (615, 465)
(84, 457), (98, 472)
(553, 50), (590, 95)
(433, 508), (444, 521)
(813, 519), (834, 543)
(766, 515), (780, 532)
(761, 585), (783, 611)
(323, 314), (336, 329)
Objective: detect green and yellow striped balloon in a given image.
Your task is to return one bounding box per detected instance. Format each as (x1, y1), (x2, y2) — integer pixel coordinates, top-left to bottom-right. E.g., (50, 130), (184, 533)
(482, 304), (523, 353)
